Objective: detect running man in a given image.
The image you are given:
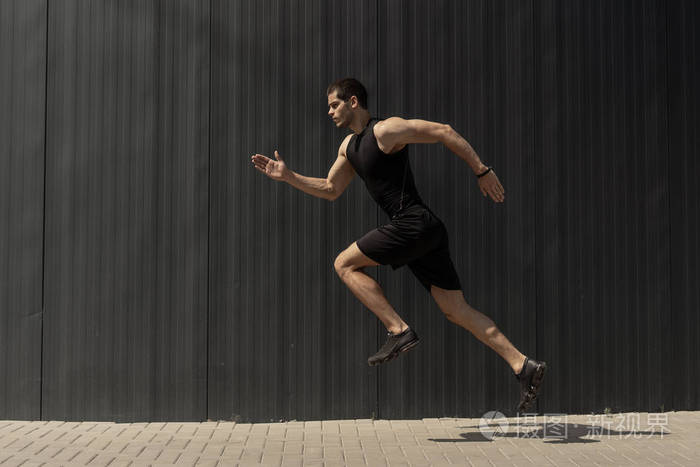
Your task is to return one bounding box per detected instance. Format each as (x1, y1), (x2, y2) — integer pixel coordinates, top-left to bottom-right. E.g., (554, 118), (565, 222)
(251, 78), (546, 413)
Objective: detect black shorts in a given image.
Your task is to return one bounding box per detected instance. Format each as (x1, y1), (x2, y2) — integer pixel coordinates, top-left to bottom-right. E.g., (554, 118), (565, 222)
(355, 204), (462, 292)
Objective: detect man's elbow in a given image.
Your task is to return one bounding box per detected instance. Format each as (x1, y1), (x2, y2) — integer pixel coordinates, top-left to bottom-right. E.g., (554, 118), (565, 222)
(325, 181), (338, 201)
(440, 123), (455, 142)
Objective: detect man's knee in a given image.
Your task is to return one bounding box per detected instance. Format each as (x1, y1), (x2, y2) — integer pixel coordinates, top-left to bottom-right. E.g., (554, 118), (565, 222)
(333, 255), (345, 277)
(438, 301), (464, 322)
(334, 253), (354, 279)
(335, 242), (377, 279)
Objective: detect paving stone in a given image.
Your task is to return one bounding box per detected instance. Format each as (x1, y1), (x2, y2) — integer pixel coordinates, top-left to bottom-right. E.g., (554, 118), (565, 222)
(260, 451), (283, 463)
(303, 446), (324, 458)
(194, 460), (219, 467)
(69, 449), (100, 465)
(170, 451), (199, 465)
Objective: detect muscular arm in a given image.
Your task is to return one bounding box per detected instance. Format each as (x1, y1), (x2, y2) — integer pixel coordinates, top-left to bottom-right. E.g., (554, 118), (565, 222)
(284, 134), (355, 201)
(373, 116), (505, 202)
(374, 116), (488, 175)
(284, 171), (335, 200)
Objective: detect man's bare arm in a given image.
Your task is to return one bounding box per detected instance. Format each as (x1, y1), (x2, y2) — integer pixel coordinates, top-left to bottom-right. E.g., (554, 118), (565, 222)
(374, 116), (505, 203)
(323, 134), (355, 200)
(252, 134), (354, 201)
(285, 150), (355, 201)
(374, 117), (487, 175)
(284, 171), (336, 200)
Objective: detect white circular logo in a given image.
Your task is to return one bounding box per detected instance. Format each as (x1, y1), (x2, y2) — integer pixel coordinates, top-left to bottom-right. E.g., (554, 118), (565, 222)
(479, 410), (509, 440)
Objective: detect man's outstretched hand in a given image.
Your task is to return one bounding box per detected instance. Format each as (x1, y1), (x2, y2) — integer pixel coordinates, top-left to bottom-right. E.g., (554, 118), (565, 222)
(251, 150), (289, 181)
(478, 170), (505, 203)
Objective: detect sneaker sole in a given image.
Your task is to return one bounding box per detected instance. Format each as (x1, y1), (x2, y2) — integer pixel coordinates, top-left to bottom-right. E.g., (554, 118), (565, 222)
(368, 338), (420, 366)
(518, 362), (547, 412)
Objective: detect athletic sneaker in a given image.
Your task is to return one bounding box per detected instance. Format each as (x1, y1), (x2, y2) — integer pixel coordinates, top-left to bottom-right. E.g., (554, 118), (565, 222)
(514, 357), (547, 413)
(367, 327), (420, 366)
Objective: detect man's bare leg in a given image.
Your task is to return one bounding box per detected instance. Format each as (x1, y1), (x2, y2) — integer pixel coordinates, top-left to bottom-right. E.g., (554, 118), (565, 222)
(334, 242), (408, 335)
(430, 285), (528, 375)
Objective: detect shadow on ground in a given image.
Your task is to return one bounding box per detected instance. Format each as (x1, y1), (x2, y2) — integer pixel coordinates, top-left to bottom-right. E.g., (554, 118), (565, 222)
(429, 422), (670, 444)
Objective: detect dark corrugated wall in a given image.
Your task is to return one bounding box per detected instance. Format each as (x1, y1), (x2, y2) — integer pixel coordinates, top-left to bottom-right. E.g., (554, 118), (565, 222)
(0, 0), (46, 420)
(534, 0), (672, 415)
(668, 0), (700, 411)
(0, 0), (697, 422)
(42, 0), (210, 421)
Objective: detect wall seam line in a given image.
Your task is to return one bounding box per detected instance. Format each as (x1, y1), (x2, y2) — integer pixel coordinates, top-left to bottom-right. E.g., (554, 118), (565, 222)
(206, 0), (212, 421)
(530, 0), (540, 414)
(664, 0), (673, 412)
(40, 0), (50, 422)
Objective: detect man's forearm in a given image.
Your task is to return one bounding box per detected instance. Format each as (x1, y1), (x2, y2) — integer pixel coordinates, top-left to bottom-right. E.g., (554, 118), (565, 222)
(284, 170), (334, 200)
(442, 127), (488, 175)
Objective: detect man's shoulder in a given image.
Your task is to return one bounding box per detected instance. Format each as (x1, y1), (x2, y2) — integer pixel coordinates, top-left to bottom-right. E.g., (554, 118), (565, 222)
(373, 116), (410, 140)
(373, 117), (412, 154)
(374, 115), (404, 130)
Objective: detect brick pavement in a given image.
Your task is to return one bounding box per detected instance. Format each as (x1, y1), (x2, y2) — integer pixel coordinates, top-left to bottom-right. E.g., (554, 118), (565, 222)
(0, 411), (698, 466)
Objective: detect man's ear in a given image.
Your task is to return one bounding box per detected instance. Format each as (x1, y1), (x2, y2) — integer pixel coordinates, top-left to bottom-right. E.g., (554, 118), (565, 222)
(349, 95), (358, 109)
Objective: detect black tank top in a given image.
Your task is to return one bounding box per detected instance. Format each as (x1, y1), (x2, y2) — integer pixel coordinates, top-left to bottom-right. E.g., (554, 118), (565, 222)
(345, 118), (426, 219)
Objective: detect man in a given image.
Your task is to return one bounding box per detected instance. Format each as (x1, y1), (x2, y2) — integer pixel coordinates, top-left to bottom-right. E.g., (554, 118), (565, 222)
(251, 78), (546, 413)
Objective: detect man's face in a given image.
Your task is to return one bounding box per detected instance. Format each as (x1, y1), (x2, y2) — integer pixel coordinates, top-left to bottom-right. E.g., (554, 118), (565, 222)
(327, 91), (354, 128)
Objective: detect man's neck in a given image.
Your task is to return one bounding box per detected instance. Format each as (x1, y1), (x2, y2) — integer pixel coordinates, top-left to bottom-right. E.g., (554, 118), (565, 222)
(349, 111), (372, 135)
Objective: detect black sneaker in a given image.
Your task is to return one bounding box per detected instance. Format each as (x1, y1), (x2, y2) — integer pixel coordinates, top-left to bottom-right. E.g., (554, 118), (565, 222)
(368, 327), (420, 366)
(514, 357), (547, 413)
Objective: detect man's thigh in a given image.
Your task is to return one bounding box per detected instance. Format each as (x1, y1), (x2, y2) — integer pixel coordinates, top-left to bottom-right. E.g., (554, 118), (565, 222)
(354, 221), (440, 270)
(335, 241), (381, 270)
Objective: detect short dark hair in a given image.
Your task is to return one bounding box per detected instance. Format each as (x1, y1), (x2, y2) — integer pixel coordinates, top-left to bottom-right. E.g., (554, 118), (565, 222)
(326, 78), (368, 109)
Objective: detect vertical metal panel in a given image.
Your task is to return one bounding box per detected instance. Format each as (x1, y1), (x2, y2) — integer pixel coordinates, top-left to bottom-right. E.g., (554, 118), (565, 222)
(208, 0), (379, 422)
(376, 0), (536, 419)
(668, 0), (700, 410)
(42, 0), (210, 421)
(535, 0), (671, 414)
(0, 0), (46, 420)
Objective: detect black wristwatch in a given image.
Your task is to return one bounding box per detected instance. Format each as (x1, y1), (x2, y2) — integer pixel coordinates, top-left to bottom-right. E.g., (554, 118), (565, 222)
(477, 166), (492, 178)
